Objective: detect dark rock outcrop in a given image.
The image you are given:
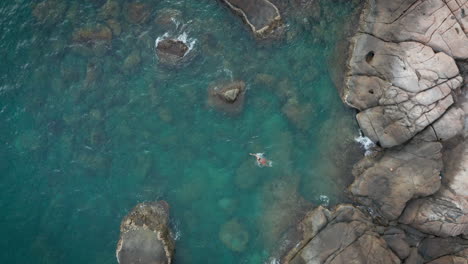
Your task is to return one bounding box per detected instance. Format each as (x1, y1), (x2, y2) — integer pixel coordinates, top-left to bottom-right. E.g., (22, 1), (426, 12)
(220, 0), (283, 38)
(207, 81), (246, 114)
(116, 201), (175, 264)
(155, 38), (194, 68)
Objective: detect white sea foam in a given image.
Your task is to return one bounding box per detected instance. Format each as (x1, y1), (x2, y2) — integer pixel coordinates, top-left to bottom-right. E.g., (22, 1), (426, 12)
(354, 131), (376, 156)
(154, 32), (169, 47)
(319, 195), (329, 207)
(172, 221), (182, 241)
(170, 17), (180, 29)
(176, 32), (196, 52)
(268, 258), (280, 264)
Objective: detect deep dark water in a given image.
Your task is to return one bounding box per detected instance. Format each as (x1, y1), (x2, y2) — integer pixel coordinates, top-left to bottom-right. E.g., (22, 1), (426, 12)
(0, 0), (364, 263)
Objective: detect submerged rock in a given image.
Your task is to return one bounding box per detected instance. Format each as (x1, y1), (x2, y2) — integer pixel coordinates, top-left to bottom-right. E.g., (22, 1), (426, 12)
(122, 50), (141, 74)
(220, 0), (284, 38)
(98, 0), (121, 20)
(72, 24), (112, 44)
(32, 0), (67, 27)
(259, 176), (311, 249)
(116, 201), (175, 264)
(124, 2), (152, 24)
(154, 9), (183, 32)
(281, 97), (313, 131)
(207, 81), (246, 114)
(219, 219), (249, 252)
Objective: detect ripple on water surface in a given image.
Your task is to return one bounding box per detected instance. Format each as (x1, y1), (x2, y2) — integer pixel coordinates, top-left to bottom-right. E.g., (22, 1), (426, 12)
(0, 0), (363, 263)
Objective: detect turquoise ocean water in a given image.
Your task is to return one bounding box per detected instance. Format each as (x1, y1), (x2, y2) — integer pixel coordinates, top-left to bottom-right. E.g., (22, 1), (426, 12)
(0, 0), (363, 263)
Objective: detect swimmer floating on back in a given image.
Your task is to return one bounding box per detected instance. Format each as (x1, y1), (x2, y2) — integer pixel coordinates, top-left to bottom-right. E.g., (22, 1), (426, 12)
(249, 153), (273, 167)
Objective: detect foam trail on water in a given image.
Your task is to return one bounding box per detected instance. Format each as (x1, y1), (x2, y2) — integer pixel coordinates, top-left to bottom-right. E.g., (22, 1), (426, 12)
(176, 32), (196, 52)
(319, 195), (329, 207)
(354, 131), (375, 156)
(155, 32), (169, 47)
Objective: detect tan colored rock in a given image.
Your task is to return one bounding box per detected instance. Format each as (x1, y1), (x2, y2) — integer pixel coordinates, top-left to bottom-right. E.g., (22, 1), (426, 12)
(399, 138), (468, 237)
(417, 107), (465, 142)
(350, 140), (443, 220)
(346, 33), (462, 147)
(286, 205), (400, 264)
(276, 206), (330, 263)
(359, 0), (468, 59)
(418, 237), (468, 261)
(427, 255), (468, 264)
(116, 201), (174, 264)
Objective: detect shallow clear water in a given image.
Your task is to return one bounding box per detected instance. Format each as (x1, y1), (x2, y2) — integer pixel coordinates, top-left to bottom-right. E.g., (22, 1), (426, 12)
(0, 0), (363, 263)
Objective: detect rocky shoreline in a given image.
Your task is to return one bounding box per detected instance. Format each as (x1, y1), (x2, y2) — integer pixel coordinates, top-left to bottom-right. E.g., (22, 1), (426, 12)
(115, 0), (468, 263)
(278, 0), (468, 263)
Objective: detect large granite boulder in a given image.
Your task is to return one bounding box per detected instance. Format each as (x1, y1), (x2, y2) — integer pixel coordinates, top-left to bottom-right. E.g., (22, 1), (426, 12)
(220, 0), (283, 38)
(207, 81), (246, 114)
(349, 140), (443, 221)
(345, 33), (462, 148)
(399, 136), (468, 237)
(343, 0), (468, 148)
(281, 205), (400, 264)
(116, 201), (175, 264)
(358, 0), (468, 60)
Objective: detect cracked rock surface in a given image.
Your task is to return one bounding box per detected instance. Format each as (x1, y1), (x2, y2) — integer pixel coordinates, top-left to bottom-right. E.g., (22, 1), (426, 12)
(349, 139), (443, 220)
(399, 125), (468, 237)
(282, 205), (400, 264)
(346, 33), (462, 148)
(343, 0), (467, 226)
(359, 0), (468, 60)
